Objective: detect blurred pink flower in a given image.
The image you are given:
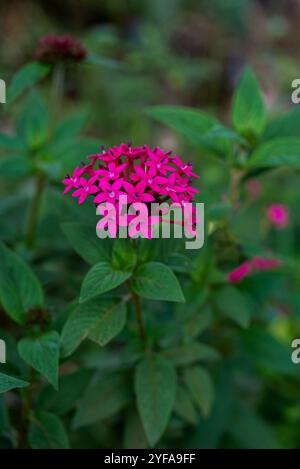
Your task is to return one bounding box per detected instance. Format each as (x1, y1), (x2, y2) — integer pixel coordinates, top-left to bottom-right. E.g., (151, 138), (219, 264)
(252, 256), (282, 271)
(267, 204), (289, 229)
(34, 34), (86, 64)
(246, 179), (261, 199)
(228, 255), (282, 283)
(228, 261), (253, 283)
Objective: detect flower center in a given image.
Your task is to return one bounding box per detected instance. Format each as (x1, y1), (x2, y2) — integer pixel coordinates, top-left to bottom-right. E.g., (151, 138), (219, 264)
(157, 163), (161, 169)
(109, 172), (115, 178)
(148, 178), (153, 184)
(109, 191), (115, 198)
(73, 177), (77, 183)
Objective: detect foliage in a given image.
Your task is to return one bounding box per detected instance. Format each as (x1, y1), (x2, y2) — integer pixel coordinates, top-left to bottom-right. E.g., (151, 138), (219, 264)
(0, 3), (300, 449)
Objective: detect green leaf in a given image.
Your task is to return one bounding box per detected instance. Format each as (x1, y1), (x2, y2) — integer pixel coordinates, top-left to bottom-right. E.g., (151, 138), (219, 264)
(248, 138), (300, 168)
(123, 408), (148, 449)
(0, 156), (33, 178)
(0, 133), (23, 152)
(80, 261), (131, 303)
(243, 327), (298, 375)
(174, 383), (198, 425)
(165, 342), (220, 366)
(183, 366), (214, 417)
(184, 305), (213, 340)
(17, 90), (49, 148)
(73, 373), (130, 428)
(8, 62), (50, 102)
(61, 297), (128, 356)
(131, 262), (185, 303)
(135, 354), (177, 446)
(29, 411), (69, 449)
(85, 54), (124, 70)
(146, 105), (230, 156)
(262, 107), (300, 140)
(88, 300), (127, 347)
(18, 331), (60, 389)
(38, 370), (93, 416)
(112, 239), (137, 271)
(61, 222), (112, 265)
(0, 242), (44, 324)
(53, 111), (89, 144)
(214, 286), (250, 328)
(0, 372), (28, 394)
(232, 66), (266, 138)
(230, 407), (279, 449)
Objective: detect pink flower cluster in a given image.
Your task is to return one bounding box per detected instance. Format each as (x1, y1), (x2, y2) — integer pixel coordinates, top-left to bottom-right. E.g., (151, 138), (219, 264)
(34, 34), (86, 64)
(63, 143), (199, 231)
(266, 203), (289, 229)
(228, 256), (282, 283)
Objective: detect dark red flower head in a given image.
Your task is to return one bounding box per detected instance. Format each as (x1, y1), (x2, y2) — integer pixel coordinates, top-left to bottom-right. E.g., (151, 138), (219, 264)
(34, 34), (86, 64)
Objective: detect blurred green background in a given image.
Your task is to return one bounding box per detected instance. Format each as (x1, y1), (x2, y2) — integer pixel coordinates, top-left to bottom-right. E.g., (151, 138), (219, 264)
(1, 0), (300, 449)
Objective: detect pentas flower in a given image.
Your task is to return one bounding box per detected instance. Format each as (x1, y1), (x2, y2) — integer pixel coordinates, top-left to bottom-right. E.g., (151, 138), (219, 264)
(71, 176), (99, 205)
(228, 255), (282, 284)
(266, 204), (289, 229)
(63, 166), (85, 194)
(62, 143), (200, 235)
(34, 34), (86, 64)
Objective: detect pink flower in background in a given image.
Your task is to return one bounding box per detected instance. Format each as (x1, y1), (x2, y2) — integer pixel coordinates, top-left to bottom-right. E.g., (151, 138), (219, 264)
(228, 261), (253, 283)
(246, 179), (261, 199)
(267, 204), (289, 229)
(252, 256), (282, 271)
(34, 34), (86, 64)
(228, 255), (282, 283)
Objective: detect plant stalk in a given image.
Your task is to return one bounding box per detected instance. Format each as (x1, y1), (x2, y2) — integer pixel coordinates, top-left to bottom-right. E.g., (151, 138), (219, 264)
(127, 282), (146, 342)
(25, 171), (46, 248)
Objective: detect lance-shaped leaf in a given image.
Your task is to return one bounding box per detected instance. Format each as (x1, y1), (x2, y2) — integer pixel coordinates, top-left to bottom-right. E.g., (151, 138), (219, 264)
(232, 66), (266, 139)
(135, 354), (177, 446)
(73, 373), (130, 428)
(8, 62), (50, 102)
(61, 296), (128, 356)
(248, 138), (300, 168)
(18, 331), (60, 390)
(80, 261), (131, 302)
(131, 262), (185, 302)
(29, 411), (69, 449)
(0, 242), (44, 324)
(61, 222), (113, 265)
(183, 366), (214, 417)
(0, 372), (28, 394)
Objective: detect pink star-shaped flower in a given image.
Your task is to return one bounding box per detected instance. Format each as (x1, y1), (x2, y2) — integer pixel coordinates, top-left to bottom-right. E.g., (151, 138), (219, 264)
(63, 166), (86, 194)
(95, 161), (127, 181)
(72, 176), (99, 204)
(123, 181), (155, 203)
(93, 178), (124, 205)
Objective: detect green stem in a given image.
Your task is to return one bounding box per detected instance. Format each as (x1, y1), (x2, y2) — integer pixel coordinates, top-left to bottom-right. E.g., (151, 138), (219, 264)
(17, 368), (35, 449)
(228, 168), (244, 206)
(127, 282), (146, 342)
(49, 63), (65, 136)
(25, 171), (46, 249)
